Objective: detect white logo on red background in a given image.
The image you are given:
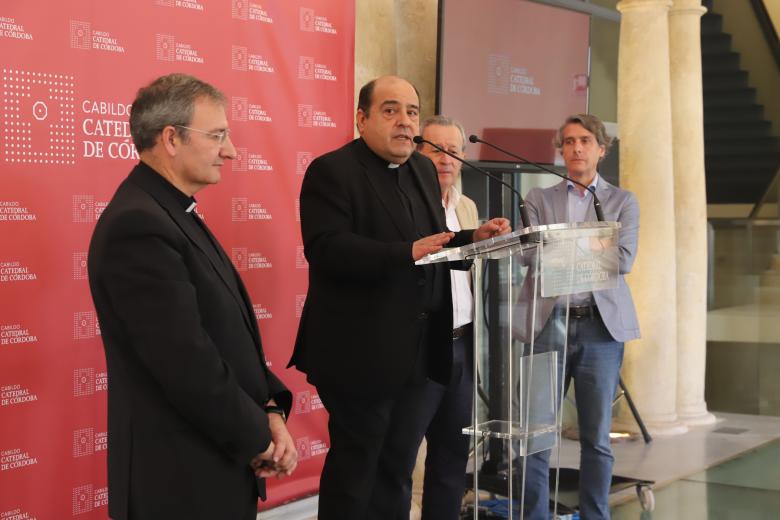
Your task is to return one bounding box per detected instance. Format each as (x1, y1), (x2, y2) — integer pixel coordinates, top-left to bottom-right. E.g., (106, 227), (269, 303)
(231, 248), (272, 270)
(73, 252), (88, 280)
(0, 17), (34, 41)
(232, 45), (248, 71)
(0, 384), (38, 406)
(232, 0), (249, 19)
(231, 147), (273, 172)
(0, 200), (37, 222)
(155, 34), (174, 61)
(72, 195), (94, 223)
(229, 198), (272, 221)
(296, 436), (311, 460)
(295, 390), (311, 414)
(232, 248), (248, 272)
(157, 0), (204, 10)
(296, 151), (312, 175)
(296, 246), (308, 269)
(573, 73), (588, 93)
(298, 7), (336, 34)
(0, 323), (38, 346)
(69, 20), (91, 50)
(295, 294), (306, 318)
(231, 197), (248, 222)
(73, 311), (98, 340)
(253, 303), (272, 320)
(232, 0), (273, 22)
(68, 20), (125, 53)
(72, 484), (93, 515)
(0, 448), (38, 471)
(299, 8), (315, 31)
(154, 34), (203, 63)
(231, 46), (275, 73)
(0, 509), (37, 519)
(233, 147), (248, 172)
(298, 56), (314, 80)
(0, 261), (37, 283)
(232, 96), (248, 121)
(295, 198), (300, 222)
(3, 69), (76, 165)
(73, 427), (94, 457)
(298, 58), (337, 82)
(487, 54), (510, 95)
(297, 104), (312, 128)
(230, 96), (271, 122)
(298, 105), (336, 128)
(73, 368), (95, 397)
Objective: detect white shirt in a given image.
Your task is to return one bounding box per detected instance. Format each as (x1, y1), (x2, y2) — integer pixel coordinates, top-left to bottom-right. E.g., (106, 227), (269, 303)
(443, 187), (474, 329)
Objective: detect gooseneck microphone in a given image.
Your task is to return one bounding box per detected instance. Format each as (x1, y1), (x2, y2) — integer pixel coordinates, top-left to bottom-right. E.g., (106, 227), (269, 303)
(468, 135), (605, 222)
(413, 135), (530, 229)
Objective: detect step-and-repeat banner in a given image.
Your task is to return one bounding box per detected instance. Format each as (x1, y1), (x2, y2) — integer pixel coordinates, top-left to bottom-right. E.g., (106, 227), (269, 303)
(0, 1), (354, 517)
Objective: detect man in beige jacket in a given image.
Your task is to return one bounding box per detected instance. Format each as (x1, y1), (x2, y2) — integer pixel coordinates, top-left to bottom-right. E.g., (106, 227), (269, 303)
(411, 115), (479, 519)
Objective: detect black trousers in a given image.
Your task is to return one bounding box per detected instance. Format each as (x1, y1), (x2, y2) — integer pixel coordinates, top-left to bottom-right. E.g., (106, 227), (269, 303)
(316, 331), (473, 520)
(420, 332), (473, 519)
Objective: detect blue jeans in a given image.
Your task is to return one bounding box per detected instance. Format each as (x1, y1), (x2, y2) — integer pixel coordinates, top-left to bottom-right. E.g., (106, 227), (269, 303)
(518, 308), (624, 520)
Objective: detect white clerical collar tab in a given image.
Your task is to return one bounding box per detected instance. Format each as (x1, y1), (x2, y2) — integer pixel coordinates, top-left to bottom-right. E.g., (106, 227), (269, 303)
(387, 163), (400, 169)
(186, 202), (197, 213)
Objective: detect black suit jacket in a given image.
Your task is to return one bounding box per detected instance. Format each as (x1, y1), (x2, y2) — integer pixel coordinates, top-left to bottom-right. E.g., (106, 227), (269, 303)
(88, 162), (291, 520)
(289, 139), (472, 399)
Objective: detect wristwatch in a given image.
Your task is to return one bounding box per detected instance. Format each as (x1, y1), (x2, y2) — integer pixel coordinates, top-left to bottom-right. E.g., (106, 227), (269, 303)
(264, 404), (287, 423)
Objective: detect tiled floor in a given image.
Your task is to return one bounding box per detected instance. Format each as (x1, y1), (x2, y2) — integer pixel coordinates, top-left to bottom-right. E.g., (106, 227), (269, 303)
(611, 438), (780, 519)
(258, 412), (780, 520)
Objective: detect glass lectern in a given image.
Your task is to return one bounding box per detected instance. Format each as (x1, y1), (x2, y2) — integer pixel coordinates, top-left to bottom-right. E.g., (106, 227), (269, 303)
(417, 221), (621, 519)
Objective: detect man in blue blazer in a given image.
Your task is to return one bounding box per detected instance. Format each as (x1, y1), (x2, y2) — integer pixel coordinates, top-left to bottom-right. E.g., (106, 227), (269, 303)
(519, 114), (640, 520)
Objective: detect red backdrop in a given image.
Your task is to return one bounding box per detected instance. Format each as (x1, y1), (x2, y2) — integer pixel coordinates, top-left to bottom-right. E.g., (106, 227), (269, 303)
(0, 1), (354, 517)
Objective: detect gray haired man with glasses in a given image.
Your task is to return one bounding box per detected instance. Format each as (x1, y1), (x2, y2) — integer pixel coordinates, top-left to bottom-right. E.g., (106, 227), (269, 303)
(88, 73), (297, 520)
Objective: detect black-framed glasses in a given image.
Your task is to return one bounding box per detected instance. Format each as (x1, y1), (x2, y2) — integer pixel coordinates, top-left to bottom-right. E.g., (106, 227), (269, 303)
(174, 125), (231, 145)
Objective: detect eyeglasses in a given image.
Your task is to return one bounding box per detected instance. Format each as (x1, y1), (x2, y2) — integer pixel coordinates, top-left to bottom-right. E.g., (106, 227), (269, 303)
(174, 125), (232, 145)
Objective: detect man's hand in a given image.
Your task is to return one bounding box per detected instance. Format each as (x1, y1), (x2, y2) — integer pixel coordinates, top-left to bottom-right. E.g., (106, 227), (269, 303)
(250, 440), (277, 478)
(266, 413), (298, 477)
(473, 218), (511, 242)
(250, 412), (298, 479)
(412, 232), (455, 261)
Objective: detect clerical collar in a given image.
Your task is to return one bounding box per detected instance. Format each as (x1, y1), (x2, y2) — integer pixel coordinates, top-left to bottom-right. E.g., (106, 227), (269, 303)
(138, 161), (198, 213)
(388, 163), (400, 169)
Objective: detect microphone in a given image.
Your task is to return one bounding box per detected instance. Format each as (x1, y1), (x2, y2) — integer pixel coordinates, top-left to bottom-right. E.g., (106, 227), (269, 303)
(468, 135), (605, 222)
(413, 135), (530, 229)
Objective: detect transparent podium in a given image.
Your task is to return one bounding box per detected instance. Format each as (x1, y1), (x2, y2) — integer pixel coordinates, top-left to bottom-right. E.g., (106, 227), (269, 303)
(417, 221), (621, 519)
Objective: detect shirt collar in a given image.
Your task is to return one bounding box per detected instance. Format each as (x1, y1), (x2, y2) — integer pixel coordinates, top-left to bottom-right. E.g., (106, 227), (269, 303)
(443, 185), (461, 210)
(567, 173), (599, 195)
(138, 160), (198, 213)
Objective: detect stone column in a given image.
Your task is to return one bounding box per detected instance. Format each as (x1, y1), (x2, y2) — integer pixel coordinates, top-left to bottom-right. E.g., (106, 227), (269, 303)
(670, 0), (717, 425)
(355, 0), (438, 124)
(614, 0), (687, 436)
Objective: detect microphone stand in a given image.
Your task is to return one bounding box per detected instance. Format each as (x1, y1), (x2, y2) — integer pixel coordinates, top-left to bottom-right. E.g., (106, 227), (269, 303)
(413, 135), (530, 229)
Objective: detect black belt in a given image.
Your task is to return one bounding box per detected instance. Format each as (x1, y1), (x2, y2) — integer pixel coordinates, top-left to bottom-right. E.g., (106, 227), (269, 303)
(568, 305), (597, 319)
(453, 323), (473, 340)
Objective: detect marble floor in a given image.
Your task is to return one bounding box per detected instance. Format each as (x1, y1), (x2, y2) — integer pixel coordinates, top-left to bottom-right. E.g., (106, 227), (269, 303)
(258, 412), (780, 520)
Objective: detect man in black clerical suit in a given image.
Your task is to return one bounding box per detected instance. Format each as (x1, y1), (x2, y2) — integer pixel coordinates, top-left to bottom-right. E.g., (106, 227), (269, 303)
(88, 73), (296, 520)
(289, 75), (510, 519)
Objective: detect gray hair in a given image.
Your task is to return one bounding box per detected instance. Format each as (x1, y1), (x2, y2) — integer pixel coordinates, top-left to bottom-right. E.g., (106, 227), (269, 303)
(553, 113), (613, 152)
(418, 115), (467, 152)
(130, 73), (225, 153)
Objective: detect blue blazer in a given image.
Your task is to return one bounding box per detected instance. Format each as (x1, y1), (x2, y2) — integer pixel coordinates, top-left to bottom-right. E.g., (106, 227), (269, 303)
(518, 177), (640, 343)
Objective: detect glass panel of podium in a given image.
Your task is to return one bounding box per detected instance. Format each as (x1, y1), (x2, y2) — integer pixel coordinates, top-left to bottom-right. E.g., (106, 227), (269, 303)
(417, 221), (621, 519)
